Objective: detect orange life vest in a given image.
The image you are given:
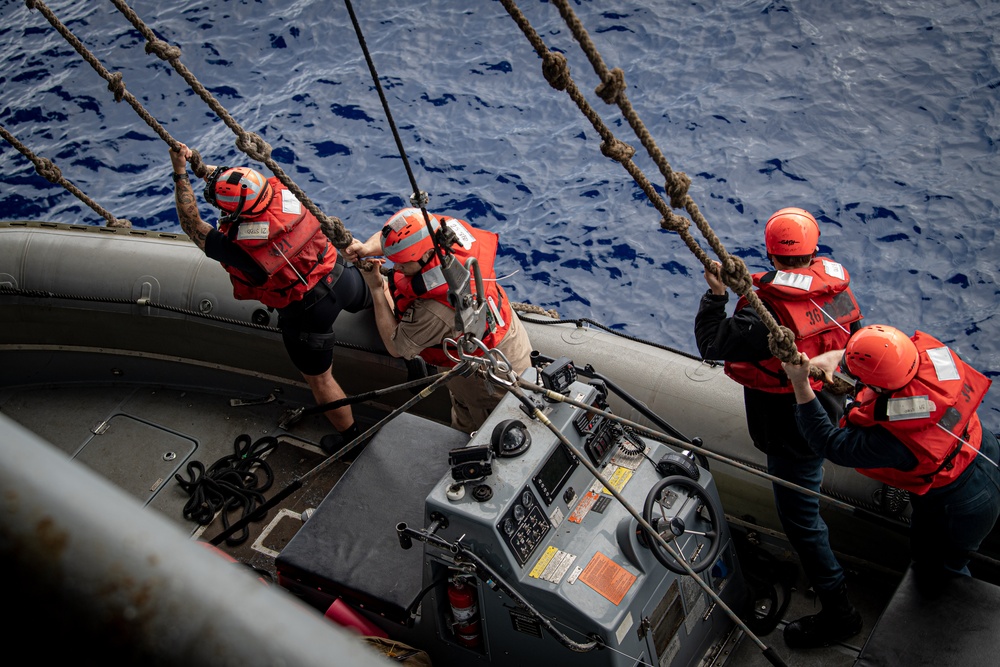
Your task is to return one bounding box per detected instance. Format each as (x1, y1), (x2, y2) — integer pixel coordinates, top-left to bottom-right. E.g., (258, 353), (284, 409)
(842, 331), (992, 494)
(388, 217), (513, 367)
(725, 257), (862, 392)
(218, 178), (338, 309)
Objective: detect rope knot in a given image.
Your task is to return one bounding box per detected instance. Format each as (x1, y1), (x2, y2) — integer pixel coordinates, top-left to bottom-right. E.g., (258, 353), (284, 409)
(720, 256), (753, 294)
(541, 52), (570, 91)
(595, 67), (626, 104)
(767, 325), (800, 363)
(319, 214), (353, 249)
(824, 374), (857, 395)
(109, 218), (132, 229)
(145, 39), (182, 62)
(235, 132), (272, 163)
(600, 138), (635, 163)
(665, 171), (691, 209)
(187, 149), (209, 180)
(659, 211), (689, 234)
(106, 71), (126, 103)
(35, 157), (62, 184)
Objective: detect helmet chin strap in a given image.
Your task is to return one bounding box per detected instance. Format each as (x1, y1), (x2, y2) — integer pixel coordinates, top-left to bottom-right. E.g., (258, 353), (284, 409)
(416, 252), (434, 269)
(219, 187), (248, 225)
(202, 165), (229, 206)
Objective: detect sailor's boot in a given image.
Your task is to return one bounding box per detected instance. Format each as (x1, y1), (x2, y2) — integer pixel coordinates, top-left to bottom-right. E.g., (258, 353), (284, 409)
(320, 423), (371, 463)
(783, 582), (862, 649)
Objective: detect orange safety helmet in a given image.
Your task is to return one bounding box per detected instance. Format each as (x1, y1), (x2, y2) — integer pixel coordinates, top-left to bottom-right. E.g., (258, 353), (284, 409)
(764, 207), (820, 256)
(207, 167), (273, 217)
(381, 207), (441, 263)
(843, 324), (919, 391)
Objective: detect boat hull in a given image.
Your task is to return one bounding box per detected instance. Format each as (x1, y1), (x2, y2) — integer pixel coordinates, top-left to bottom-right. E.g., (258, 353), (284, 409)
(0, 221), (925, 570)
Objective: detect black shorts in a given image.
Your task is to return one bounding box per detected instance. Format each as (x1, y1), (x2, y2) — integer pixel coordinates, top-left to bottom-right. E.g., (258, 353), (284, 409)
(277, 266), (371, 376)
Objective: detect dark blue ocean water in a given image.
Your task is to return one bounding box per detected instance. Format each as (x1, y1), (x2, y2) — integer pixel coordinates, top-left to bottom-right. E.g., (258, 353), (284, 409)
(2, 1), (998, 422)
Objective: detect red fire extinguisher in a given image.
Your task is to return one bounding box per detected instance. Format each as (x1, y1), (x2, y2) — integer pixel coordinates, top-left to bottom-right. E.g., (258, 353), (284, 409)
(447, 575), (482, 649)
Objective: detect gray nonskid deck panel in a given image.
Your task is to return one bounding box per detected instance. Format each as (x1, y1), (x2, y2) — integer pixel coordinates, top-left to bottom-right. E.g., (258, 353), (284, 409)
(0, 348), (333, 528)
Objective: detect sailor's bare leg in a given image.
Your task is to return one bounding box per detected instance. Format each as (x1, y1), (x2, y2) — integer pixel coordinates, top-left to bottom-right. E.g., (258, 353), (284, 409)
(301, 368), (354, 431)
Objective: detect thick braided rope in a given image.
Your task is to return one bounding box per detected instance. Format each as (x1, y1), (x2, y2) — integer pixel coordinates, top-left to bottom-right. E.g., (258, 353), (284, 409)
(0, 122), (130, 228)
(22, 0), (211, 180)
(511, 302), (560, 319)
(498, 0), (801, 364)
(106, 0), (353, 249)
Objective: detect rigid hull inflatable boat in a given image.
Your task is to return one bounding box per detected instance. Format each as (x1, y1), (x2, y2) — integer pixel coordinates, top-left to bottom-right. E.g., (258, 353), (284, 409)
(5, 221), (1000, 667)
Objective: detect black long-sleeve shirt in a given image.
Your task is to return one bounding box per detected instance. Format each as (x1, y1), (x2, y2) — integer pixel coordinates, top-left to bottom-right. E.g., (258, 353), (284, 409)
(794, 397), (918, 470)
(204, 227), (267, 285)
(695, 291), (772, 362)
(694, 290), (846, 460)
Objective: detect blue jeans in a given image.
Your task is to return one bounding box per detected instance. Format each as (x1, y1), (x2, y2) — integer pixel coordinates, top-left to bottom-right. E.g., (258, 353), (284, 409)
(910, 429), (1000, 578)
(768, 454), (845, 593)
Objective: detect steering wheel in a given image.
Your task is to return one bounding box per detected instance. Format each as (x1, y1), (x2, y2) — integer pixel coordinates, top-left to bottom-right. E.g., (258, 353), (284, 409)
(641, 475), (723, 574)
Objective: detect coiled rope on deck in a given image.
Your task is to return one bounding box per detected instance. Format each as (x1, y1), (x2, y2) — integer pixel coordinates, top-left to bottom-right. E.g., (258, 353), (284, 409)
(174, 433), (278, 546)
(499, 0), (804, 370)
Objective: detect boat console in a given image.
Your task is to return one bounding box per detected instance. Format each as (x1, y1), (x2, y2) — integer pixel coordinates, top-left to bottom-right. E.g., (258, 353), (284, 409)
(277, 358), (747, 667)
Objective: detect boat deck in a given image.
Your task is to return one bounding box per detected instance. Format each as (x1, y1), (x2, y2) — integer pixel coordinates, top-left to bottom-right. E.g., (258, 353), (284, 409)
(0, 346), (916, 667)
(0, 346), (370, 573)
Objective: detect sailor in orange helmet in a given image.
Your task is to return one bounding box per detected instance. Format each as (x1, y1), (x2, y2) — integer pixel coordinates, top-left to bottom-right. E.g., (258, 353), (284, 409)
(783, 325), (1000, 594)
(346, 207), (531, 433)
(695, 207), (865, 648)
(169, 144), (371, 459)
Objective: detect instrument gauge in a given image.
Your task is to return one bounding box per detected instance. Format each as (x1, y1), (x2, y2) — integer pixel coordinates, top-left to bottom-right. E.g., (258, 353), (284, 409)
(502, 518), (515, 536)
(513, 505), (526, 522)
(521, 490), (534, 508)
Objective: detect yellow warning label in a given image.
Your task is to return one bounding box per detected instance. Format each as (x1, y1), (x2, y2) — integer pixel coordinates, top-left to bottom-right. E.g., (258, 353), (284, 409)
(529, 546), (577, 583)
(601, 467), (633, 494)
(530, 546), (558, 578)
